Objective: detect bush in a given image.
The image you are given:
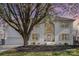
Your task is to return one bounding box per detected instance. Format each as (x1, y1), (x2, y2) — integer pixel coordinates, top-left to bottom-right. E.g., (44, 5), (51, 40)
(64, 43), (69, 46)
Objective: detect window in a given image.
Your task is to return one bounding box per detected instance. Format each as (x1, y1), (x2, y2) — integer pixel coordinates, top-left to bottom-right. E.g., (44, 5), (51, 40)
(45, 22), (52, 33)
(45, 33), (54, 42)
(32, 33), (38, 41)
(60, 33), (69, 40)
(60, 22), (69, 28)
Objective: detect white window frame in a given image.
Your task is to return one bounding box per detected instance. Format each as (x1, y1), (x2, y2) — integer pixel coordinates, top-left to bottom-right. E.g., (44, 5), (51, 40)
(60, 33), (69, 41)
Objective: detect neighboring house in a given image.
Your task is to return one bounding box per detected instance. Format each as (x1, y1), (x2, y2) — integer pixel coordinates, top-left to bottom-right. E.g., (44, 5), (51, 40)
(73, 18), (79, 44)
(0, 15), (75, 46)
(0, 20), (23, 45)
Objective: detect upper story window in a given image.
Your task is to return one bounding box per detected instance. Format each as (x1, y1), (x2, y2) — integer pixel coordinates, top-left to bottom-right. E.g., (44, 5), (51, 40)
(45, 22), (52, 33)
(60, 22), (69, 28)
(59, 33), (69, 41)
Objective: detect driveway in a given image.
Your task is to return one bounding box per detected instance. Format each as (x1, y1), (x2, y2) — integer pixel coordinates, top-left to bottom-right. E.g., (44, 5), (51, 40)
(0, 45), (22, 52)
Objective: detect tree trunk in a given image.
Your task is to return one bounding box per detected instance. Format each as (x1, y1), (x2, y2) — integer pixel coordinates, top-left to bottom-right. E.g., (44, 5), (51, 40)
(22, 34), (30, 47)
(22, 26), (33, 47)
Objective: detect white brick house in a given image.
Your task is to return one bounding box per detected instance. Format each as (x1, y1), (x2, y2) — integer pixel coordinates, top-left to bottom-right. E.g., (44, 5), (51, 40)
(0, 15), (74, 46)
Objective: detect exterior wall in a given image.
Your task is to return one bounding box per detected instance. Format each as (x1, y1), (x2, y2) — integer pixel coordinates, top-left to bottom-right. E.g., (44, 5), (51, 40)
(28, 17), (74, 45)
(54, 21), (73, 45)
(28, 22), (55, 45)
(28, 21), (73, 45)
(28, 23), (45, 45)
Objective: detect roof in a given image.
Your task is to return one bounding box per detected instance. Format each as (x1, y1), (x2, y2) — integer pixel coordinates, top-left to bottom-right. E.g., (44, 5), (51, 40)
(53, 16), (75, 21)
(37, 15), (75, 25)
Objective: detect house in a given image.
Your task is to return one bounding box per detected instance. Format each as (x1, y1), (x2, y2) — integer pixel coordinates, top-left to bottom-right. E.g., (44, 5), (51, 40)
(28, 15), (74, 45)
(0, 20), (23, 45)
(0, 15), (75, 46)
(73, 18), (79, 44)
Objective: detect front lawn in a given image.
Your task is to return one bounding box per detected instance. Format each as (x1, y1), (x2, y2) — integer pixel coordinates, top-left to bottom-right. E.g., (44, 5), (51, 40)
(0, 48), (79, 56)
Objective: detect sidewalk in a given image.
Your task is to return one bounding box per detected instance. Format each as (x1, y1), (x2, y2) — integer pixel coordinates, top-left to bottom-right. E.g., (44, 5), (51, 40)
(0, 45), (22, 52)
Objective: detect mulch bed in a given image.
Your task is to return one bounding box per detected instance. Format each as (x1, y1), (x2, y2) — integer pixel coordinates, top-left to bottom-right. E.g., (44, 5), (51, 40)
(14, 45), (79, 52)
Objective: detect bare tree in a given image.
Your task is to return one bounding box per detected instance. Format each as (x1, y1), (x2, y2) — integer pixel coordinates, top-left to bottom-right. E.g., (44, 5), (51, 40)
(0, 3), (51, 46)
(49, 3), (79, 18)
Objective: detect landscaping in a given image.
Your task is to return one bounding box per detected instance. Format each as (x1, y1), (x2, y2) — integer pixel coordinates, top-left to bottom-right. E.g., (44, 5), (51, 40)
(0, 45), (79, 56)
(0, 48), (79, 56)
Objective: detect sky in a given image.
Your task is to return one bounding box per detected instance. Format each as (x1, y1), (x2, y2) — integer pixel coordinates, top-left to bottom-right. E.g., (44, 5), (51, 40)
(1, 3), (79, 25)
(51, 3), (79, 19)
(0, 3), (79, 30)
(1, 3), (79, 19)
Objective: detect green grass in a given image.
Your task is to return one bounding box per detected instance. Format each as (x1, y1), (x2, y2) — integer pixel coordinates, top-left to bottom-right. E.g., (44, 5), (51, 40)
(1, 48), (79, 56)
